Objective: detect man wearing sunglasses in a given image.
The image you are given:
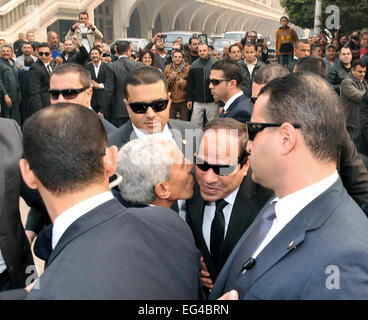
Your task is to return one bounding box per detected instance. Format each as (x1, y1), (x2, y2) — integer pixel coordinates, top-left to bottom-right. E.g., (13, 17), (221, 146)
(210, 60), (253, 123)
(29, 43), (53, 114)
(211, 72), (368, 300)
(108, 66), (199, 160)
(186, 118), (272, 292)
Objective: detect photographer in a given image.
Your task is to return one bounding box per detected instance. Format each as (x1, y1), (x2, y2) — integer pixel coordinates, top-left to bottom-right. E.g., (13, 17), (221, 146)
(144, 32), (169, 72)
(66, 11), (103, 53)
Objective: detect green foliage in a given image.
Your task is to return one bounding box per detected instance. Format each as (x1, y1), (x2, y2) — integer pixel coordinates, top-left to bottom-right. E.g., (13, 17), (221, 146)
(280, 0), (368, 35)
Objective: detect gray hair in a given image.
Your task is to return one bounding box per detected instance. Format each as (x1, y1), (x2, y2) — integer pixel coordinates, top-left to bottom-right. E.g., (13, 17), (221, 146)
(116, 134), (176, 205)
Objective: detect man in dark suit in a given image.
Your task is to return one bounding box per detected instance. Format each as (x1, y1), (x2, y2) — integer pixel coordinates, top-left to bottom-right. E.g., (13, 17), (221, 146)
(103, 40), (143, 126)
(17, 103), (202, 299)
(108, 66), (201, 163)
(287, 39), (310, 73)
(209, 60), (253, 123)
(85, 46), (109, 114)
(0, 119), (35, 291)
(24, 63), (117, 245)
(18, 56), (34, 124)
(211, 73), (368, 300)
(186, 118), (272, 290)
(29, 43), (52, 115)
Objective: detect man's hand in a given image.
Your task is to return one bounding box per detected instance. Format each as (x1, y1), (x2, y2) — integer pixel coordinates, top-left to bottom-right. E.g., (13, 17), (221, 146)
(87, 22), (95, 30)
(200, 257), (214, 289)
(152, 32), (162, 44)
(72, 22), (80, 31)
(4, 94), (12, 108)
(218, 290), (239, 300)
(91, 80), (100, 89)
(72, 35), (82, 48)
(17, 64), (23, 70)
(187, 101), (193, 110)
(54, 56), (63, 65)
(98, 112), (104, 118)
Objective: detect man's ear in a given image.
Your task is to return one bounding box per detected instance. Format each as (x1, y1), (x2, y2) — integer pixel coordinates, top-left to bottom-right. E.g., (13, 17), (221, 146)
(104, 145), (118, 178)
(154, 182), (171, 200)
(240, 158), (250, 177)
(19, 159), (39, 190)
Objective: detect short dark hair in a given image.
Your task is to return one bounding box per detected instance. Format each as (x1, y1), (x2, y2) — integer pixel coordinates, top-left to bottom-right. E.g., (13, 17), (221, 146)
(295, 39), (310, 48)
(90, 46), (102, 55)
(24, 56), (34, 67)
(260, 73), (345, 163)
(22, 103), (107, 196)
(311, 44), (321, 52)
(116, 40), (131, 55)
(79, 11), (89, 18)
(244, 42), (256, 50)
(124, 66), (168, 99)
(295, 56), (327, 79)
(229, 44), (242, 53)
(138, 49), (159, 68)
(171, 49), (184, 58)
(203, 118), (249, 167)
(211, 60), (243, 88)
(189, 36), (199, 45)
(51, 63), (91, 88)
(21, 41), (32, 48)
(280, 16), (289, 22)
(253, 64), (289, 84)
(37, 42), (51, 51)
(352, 59), (366, 69)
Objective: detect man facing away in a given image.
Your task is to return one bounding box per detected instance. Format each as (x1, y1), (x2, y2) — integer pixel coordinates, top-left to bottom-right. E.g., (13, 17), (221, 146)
(211, 72), (368, 300)
(18, 103), (202, 299)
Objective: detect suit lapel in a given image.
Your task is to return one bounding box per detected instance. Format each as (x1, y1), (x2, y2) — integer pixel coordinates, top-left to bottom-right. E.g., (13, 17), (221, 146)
(47, 199), (123, 265)
(233, 179), (345, 297)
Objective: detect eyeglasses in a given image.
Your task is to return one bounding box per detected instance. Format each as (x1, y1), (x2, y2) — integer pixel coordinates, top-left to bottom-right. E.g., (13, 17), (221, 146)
(38, 52), (50, 56)
(194, 151), (249, 176)
(128, 99), (169, 114)
(48, 87), (90, 100)
(209, 79), (229, 86)
(246, 121), (301, 141)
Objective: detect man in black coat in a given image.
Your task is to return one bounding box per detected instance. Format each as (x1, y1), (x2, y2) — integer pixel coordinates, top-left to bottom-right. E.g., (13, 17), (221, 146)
(210, 60), (253, 123)
(85, 46), (109, 114)
(17, 103), (202, 299)
(103, 41), (143, 127)
(186, 118), (273, 290)
(0, 118), (35, 291)
(59, 36), (89, 65)
(18, 57), (34, 124)
(28, 43), (53, 114)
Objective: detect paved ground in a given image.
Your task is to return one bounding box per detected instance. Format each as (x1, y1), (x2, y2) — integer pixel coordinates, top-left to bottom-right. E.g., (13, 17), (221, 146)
(19, 198), (44, 276)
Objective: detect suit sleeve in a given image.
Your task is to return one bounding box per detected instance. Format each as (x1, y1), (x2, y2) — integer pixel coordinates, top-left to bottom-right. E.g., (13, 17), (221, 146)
(74, 45), (89, 65)
(28, 66), (44, 112)
(101, 64), (114, 117)
(339, 131), (368, 207)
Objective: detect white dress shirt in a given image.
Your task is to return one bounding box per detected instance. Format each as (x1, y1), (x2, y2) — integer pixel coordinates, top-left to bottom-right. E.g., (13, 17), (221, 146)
(52, 191), (114, 249)
(252, 171), (339, 259)
(93, 61), (104, 89)
(224, 91), (244, 112)
(245, 58), (258, 75)
(203, 187), (240, 252)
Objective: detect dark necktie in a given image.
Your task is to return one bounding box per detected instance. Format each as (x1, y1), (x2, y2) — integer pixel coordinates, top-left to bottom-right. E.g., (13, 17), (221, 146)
(210, 199), (228, 272)
(223, 201), (277, 292)
(47, 64), (52, 75)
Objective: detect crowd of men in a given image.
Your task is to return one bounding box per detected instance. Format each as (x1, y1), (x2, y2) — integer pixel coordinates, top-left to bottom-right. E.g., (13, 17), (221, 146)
(1, 12), (368, 300)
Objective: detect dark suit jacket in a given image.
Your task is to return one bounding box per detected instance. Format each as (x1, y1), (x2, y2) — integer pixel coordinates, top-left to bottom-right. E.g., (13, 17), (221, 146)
(186, 173), (273, 282)
(29, 59), (50, 114)
(287, 58), (298, 73)
(103, 57), (143, 120)
(26, 198), (202, 299)
(0, 119), (35, 289)
(108, 119), (201, 161)
(220, 93), (253, 123)
(210, 178), (368, 299)
(86, 62), (109, 113)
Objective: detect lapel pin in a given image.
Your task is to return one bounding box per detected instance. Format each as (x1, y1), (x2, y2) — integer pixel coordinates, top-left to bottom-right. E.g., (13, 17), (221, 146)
(287, 240), (295, 249)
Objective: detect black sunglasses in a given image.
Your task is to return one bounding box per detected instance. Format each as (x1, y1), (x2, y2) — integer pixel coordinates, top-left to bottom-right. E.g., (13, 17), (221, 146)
(210, 79), (229, 86)
(194, 151), (249, 176)
(246, 121), (301, 141)
(48, 87), (90, 100)
(128, 99), (169, 114)
(39, 52), (50, 56)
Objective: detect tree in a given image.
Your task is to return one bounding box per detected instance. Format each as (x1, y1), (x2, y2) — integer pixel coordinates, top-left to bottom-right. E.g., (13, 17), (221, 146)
(280, 0), (368, 35)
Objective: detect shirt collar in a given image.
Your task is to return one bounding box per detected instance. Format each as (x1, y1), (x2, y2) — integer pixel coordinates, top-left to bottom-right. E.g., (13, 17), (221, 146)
(132, 122), (174, 141)
(94, 61), (101, 68)
(52, 191), (114, 249)
(224, 91), (243, 112)
(273, 171), (338, 226)
(206, 187), (240, 207)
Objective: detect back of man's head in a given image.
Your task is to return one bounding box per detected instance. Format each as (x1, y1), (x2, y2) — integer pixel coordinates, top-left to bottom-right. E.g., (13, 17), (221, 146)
(117, 134), (176, 205)
(24, 56), (34, 67)
(116, 40), (131, 55)
(260, 73), (345, 164)
(295, 56), (327, 79)
(22, 103), (107, 196)
(211, 60), (243, 88)
(123, 66), (168, 99)
(253, 64), (289, 84)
